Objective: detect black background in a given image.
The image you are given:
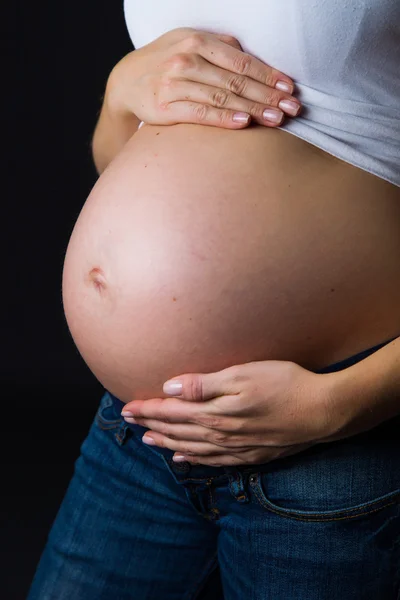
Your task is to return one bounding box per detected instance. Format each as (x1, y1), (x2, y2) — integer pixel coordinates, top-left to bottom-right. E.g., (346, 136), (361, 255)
(4, 2), (222, 597)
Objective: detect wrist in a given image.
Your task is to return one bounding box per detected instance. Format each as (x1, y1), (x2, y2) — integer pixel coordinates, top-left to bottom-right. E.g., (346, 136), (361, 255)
(318, 366), (378, 443)
(104, 63), (138, 123)
(320, 348), (398, 443)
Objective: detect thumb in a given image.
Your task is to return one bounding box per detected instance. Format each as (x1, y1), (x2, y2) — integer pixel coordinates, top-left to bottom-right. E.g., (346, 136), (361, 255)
(163, 369), (230, 401)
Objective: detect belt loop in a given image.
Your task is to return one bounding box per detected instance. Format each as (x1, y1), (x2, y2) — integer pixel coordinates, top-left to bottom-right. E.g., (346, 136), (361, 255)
(227, 469), (250, 503)
(115, 422), (131, 446)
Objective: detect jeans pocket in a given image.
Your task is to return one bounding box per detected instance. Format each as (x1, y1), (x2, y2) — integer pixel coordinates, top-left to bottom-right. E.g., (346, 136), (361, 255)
(249, 438), (400, 522)
(95, 391), (124, 431)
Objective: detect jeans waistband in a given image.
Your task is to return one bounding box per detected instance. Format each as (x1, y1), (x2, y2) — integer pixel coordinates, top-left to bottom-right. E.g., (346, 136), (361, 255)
(108, 335), (398, 453)
(315, 336), (397, 373)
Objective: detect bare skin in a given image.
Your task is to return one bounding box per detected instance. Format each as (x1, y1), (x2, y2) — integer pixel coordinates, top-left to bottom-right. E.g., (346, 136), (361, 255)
(62, 119), (400, 404)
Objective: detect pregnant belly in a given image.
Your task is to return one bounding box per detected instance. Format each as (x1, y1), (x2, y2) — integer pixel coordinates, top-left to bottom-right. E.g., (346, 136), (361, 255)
(62, 123), (400, 403)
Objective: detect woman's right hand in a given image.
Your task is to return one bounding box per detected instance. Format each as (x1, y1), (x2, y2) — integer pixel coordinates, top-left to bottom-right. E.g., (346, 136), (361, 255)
(106, 27), (301, 130)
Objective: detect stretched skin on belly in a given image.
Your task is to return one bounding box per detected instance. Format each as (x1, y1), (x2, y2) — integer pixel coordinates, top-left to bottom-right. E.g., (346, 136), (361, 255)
(62, 124), (400, 404)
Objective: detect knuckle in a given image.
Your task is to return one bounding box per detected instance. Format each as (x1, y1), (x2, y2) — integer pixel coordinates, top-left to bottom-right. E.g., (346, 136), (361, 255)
(264, 71), (277, 88)
(158, 76), (177, 103)
(223, 366), (246, 387)
(242, 103), (260, 118)
(201, 414), (223, 429)
(228, 368), (249, 387)
(234, 374), (250, 386)
(183, 451), (195, 457)
(216, 109), (233, 125)
(160, 412), (173, 424)
(159, 73), (174, 90)
(226, 74), (248, 96)
(157, 85), (173, 111)
(261, 90), (279, 107)
(158, 100), (170, 112)
(249, 104), (271, 121)
(224, 364), (241, 378)
(231, 375), (243, 388)
(224, 418), (245, 434)
(180, 32), (207, 52)
(187, 375), (204, 401)
(250, 102), (270, 121)
(167, 52), (196, 72)
(231, 53), (252, 75)
(171, 27), (197, 38)
(210, 88), (230, 108)
(222, 34), (240, 46)
(192, 103), (209, 122)
(212, 431), (229, 445)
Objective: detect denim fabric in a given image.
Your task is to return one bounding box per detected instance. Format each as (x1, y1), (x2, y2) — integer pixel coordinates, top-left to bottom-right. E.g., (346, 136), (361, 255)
(28, 338), (400, 599)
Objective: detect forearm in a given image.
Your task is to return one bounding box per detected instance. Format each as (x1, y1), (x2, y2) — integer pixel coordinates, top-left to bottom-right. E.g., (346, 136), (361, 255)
(91, 70), (141, 175)
(325, 336), (400, 441)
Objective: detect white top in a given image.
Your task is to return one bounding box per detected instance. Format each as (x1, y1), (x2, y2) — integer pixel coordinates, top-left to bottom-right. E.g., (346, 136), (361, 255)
(124, 0), (400, 187)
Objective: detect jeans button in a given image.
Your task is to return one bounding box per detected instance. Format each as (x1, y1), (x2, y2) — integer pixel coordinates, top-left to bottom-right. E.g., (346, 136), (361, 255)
(249, 473), (257, 485)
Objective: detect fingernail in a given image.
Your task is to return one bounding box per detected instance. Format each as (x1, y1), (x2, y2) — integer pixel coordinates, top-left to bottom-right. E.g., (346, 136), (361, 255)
(278, 99), (301, 116)
(276, 80), (293, 94)
(173, 454), (187, 462)
(263, 108), (283, 123)
(121, 411), (133, 417)
(232, 112), (250, 123)
(124, 417), (137, 424)
(163, 380), (183, 395)
(142, 435), (156, 445)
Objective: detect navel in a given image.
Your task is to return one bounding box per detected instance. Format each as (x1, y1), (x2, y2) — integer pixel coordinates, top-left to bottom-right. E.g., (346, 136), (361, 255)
(87, 266), (107, 294)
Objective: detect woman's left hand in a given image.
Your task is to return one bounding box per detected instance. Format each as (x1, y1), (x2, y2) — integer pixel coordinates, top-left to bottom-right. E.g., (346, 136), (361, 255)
(121, 360), (345, 466)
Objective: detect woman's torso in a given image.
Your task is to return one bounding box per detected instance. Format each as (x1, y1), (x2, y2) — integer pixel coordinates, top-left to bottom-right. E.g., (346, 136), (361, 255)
(125, 0), (400, 187)
(62, 122), (400, 403)
(62, 0), (400, 403)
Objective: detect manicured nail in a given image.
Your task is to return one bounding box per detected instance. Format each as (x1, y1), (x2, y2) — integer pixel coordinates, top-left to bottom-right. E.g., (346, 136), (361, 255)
(121, 411), (133, 417)
(263, 108), (283, 123)
(142, 435), (156, 445)
(173, 454), (187, 462)
(163, 380), (183, 395)
(278, 99), (300, 116)
(124, 417), (137, 424)
(232, 112), (250, 124)
(276, 80), (293, 94)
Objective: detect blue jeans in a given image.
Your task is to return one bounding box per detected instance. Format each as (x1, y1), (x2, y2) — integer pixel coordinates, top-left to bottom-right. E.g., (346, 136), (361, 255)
(28, 339), (400, 599)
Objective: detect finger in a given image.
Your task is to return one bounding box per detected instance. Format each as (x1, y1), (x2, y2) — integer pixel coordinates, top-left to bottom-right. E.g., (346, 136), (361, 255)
(164, 79), (291, 128)
(163, 99), (252, 129)
(178, 455), (240, 467)
(175, 451), (256, 467)
(182, 31), (294, 94)
(122, 396), (223, 422)
(122, 397), (197, 422)
(129, 418), (210, 441)
(142, 432), (238, 456)
(130, 417), (247, 445)
(210, 32), (243, 52)
(162, 364), (254, 402)
(176, 56), (300, 118)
